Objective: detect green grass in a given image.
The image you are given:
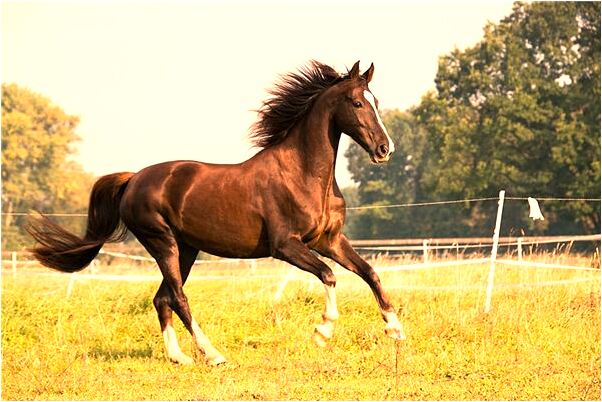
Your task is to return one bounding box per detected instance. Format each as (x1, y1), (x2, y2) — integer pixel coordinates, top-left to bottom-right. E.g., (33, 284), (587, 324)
(2, 257), (600, 400)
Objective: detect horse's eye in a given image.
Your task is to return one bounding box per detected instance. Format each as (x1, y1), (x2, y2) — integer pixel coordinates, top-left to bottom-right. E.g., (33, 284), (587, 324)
(352, 101), (362, 108)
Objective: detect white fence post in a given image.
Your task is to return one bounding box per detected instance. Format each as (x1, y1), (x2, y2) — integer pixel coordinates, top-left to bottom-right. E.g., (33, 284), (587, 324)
(484, 190), (505, 313)
(517, 237), (523, 261)
(66, 274), (77, 298)
(273, 268), (294, 302)
(422, 239), (429, 264)
(11, 251), (17, 279)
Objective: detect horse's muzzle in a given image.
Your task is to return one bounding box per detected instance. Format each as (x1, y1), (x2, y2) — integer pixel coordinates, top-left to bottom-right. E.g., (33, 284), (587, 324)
(371, 143), (393, 163)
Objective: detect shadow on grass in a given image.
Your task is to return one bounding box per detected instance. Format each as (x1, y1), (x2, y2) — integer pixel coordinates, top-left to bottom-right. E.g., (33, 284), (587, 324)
(89, 345), (154, 361)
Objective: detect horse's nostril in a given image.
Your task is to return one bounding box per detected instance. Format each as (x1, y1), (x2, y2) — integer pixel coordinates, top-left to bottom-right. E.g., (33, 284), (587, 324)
(377, 144), (389, 157)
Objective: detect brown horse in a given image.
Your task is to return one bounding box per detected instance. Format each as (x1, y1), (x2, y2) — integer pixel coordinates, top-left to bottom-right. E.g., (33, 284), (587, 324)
(28, 60), (405, 366)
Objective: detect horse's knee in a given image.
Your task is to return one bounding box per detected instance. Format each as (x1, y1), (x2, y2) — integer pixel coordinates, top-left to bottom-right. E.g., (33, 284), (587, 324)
(168, 293), (185, 312)
(153, 292), (173, 327)
(321, 269), (336, 287)
(168, 290), (194, 323)
(153, 293), (169, 311)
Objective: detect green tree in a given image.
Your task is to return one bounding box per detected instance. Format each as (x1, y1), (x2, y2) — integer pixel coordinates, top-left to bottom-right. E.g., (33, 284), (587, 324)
(421, 1), (600, 234)
(347, 1), (600, 239)
(2, 83), (93, 250)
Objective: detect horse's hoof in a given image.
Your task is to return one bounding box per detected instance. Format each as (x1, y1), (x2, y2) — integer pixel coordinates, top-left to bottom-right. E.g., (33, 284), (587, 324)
(168, 353), (194, 365)
(312, 328), (330, 347)
(207, 355), (227, 366)
(385, 325), (407, 341)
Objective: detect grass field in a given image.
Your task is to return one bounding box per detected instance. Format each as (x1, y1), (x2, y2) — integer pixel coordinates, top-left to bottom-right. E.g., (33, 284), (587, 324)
(2, 255), (600, 400)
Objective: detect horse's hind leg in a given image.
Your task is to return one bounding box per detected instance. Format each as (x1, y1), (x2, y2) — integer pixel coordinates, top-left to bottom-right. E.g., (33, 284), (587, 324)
(154, 280), (194, 365)
(149, 235), (225, 365)
(150, 239), (195, 365)
(153, 243), (198, 364)
(174, 242), (226, 366)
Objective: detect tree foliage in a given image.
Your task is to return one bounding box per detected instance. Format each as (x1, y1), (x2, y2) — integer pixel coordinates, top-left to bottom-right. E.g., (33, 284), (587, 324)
(2, 83), (94, 249)
(345, 1), (600, 239)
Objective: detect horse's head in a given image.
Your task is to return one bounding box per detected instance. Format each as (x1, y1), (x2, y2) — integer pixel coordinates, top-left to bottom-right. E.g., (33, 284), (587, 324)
(331, 61), (395, 164)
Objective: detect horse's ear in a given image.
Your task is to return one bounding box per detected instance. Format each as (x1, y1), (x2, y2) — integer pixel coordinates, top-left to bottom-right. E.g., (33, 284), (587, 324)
(348, 61), (361, 79)
(362, 63), (374, 83)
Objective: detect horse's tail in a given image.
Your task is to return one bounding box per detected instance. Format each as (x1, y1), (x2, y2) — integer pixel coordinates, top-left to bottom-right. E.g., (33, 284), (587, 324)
(27, 172), (135, 273)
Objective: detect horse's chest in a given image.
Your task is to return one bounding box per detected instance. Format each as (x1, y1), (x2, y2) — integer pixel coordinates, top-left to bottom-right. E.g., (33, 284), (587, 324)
(271, 181), (344, 246)
(301, 213), (330, 244)
(300, 201), (343, 246)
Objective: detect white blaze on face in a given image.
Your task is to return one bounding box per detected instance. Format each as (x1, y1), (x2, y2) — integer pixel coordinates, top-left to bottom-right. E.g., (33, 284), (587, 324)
(363, 90), (395, 155)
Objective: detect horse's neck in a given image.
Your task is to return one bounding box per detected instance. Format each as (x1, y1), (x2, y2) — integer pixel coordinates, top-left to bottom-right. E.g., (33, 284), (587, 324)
(278, 106), (340, 189)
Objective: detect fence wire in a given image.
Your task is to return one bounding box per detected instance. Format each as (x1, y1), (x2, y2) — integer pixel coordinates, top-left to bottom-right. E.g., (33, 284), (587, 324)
(3, 195), (600, 216)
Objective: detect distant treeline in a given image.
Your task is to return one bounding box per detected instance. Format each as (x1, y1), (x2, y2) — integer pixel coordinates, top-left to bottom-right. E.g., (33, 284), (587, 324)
(344, 2), (600, 240)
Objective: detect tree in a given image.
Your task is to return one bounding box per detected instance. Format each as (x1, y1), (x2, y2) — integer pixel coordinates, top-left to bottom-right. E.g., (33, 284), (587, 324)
(2, 83), (94, 250)
(421, 1), (600, 234)
(347, 1), (600, 239)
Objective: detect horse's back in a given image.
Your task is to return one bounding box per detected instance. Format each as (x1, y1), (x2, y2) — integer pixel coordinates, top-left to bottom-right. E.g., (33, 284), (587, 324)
(120, 160), (270, 258)
(120, 160), (200, 213)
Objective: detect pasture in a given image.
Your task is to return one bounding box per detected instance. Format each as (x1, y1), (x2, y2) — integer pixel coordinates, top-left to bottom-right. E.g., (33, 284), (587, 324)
(2, 254), (600, 400)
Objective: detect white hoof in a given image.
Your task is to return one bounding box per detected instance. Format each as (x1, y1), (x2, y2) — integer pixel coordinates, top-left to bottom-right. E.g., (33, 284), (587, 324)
(167, 352), (194, 365)
(385, 324), (407, 341)
(313, 328), (329, 347)
(383, 311), (407, 341)
(207, 354), (227, 366)
(313, 320), (334, 347)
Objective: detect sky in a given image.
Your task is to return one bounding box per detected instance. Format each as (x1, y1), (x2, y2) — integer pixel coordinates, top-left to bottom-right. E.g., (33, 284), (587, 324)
(2, 1), (516, 187)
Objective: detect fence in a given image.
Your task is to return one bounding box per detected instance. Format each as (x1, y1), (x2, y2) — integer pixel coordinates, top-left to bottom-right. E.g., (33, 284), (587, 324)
(2, 190), (600, 311)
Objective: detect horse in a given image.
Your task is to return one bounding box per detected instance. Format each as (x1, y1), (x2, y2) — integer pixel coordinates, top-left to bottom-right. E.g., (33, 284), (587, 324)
(27, 60), (406, 366)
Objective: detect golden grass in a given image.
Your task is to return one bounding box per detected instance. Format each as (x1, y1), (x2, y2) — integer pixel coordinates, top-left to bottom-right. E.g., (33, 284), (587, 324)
(2, 255), (600, 400)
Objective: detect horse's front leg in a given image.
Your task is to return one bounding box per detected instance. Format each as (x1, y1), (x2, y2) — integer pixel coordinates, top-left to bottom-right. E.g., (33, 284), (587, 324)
(314, 233), (406, 341)
(271, 237), (339, 346)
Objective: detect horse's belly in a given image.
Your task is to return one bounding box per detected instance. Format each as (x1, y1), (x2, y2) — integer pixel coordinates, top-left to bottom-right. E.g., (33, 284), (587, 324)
(179, 214), (269, 259)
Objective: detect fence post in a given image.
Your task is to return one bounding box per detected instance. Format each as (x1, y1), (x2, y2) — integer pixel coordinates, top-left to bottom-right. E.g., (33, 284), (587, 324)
(422, 239), (429, 264)
(484, 190), (505, 313)
(517, 237), (523, 261)
(11, 251), (17, 279)
(273, 268), (294, 302)
(66, 274), (77, 298)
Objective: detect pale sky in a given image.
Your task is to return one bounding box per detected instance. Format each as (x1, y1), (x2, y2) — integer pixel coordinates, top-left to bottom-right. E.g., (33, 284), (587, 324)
(2, 1), (515, 187)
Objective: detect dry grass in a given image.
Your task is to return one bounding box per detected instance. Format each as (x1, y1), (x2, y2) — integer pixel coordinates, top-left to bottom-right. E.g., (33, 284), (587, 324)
(1, 254), (600, 400)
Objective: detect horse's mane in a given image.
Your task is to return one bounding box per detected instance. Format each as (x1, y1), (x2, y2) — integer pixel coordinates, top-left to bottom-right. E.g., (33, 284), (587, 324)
(250, 61), (347, 149)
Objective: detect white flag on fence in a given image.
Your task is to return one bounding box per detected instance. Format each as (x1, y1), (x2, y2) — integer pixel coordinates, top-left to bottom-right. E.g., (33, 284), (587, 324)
(528, 197), (545, 220)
